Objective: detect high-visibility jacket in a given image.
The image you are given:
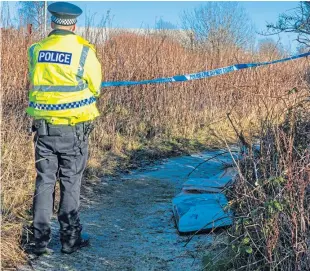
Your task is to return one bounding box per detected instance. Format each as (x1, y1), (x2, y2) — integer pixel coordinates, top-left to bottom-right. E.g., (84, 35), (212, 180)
(26, 29), (102, 125)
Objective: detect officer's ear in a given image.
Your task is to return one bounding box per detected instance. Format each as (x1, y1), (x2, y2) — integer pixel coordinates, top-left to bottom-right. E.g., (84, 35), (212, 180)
(51, 22), (55, 29)
(71, 24), (76, 32)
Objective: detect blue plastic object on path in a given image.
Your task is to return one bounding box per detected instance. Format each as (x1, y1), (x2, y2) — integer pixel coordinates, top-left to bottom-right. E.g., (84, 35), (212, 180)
(172, 193), (233, 234)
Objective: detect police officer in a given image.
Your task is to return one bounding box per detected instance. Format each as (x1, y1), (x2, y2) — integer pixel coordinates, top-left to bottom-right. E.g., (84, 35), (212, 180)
(27, 2), (102, 255)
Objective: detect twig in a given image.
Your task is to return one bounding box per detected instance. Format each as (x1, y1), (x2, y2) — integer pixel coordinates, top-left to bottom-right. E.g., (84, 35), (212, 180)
(187, 150), (238, 179)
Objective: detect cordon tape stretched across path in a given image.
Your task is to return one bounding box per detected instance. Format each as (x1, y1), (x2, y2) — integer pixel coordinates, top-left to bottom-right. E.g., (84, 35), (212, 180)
(101, 52), (310, 88)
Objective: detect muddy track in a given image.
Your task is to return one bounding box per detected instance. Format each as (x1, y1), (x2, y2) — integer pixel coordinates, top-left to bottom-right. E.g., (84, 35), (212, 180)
(19, 150), (233, 271)
(19, 178), (214, 271)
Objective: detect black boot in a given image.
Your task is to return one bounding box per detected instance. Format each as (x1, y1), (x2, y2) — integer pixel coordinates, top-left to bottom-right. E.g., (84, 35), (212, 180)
(32, 227), (52, 256)
(33, 245), (54, 256)
(61, 234), (90, 254)
(33, 238), (53, 256)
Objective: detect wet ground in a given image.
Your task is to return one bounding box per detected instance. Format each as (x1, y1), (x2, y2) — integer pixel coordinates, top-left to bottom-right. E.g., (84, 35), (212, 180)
(18, 150), (235, 271)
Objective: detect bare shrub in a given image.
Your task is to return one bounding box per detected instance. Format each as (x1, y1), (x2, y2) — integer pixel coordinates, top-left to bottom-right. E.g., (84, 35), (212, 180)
(219, 100), (310, 270)
(181, 2), (255, 51)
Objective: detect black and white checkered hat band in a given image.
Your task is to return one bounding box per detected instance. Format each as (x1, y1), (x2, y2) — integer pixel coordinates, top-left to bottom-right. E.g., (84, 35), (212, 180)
(51, 15), (77, 26)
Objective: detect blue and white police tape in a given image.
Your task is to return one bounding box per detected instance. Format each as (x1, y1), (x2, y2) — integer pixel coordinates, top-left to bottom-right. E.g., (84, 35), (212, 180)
(101, 52), (310, 88)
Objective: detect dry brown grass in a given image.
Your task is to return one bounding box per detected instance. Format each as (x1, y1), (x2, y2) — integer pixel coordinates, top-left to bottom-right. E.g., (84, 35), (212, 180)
(1, 116), (35, 268)
(1, 27), (309, 269)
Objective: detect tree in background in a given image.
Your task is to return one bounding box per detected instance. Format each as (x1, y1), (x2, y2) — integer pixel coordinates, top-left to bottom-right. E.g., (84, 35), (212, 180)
(18, 1), (48, 34)
(181, 2), (254, 51)
(155, 18), (178, 30)
(267, 1), (310, 48)
(257, 38), (284, 58)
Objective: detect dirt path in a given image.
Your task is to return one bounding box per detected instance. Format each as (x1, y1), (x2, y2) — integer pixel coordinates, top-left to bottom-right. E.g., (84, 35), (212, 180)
(19, 151), (233, 271)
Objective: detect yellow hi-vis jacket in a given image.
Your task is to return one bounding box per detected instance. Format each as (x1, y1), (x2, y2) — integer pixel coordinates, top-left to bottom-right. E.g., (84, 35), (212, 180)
(26, 29), (102, 125)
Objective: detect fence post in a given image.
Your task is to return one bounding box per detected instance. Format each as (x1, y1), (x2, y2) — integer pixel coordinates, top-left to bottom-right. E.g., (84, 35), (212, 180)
(27, 24), (32, 35)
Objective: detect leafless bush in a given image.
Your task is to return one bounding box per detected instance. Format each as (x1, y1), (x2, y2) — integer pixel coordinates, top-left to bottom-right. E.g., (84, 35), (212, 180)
(217, 100), (310, 270)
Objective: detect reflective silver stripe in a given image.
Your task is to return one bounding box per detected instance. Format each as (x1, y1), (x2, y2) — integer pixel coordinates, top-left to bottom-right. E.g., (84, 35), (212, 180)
(33, 82), (88, 92)
(76, 45), (89, 79)
(29, 45), (36, 67)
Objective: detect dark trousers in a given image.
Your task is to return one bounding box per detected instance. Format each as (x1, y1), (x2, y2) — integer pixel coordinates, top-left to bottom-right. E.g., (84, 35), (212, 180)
(32, 123), (88, 247)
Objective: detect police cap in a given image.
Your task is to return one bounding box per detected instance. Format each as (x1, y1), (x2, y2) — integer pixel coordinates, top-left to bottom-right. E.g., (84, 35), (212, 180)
(48, 2), (82, 26)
